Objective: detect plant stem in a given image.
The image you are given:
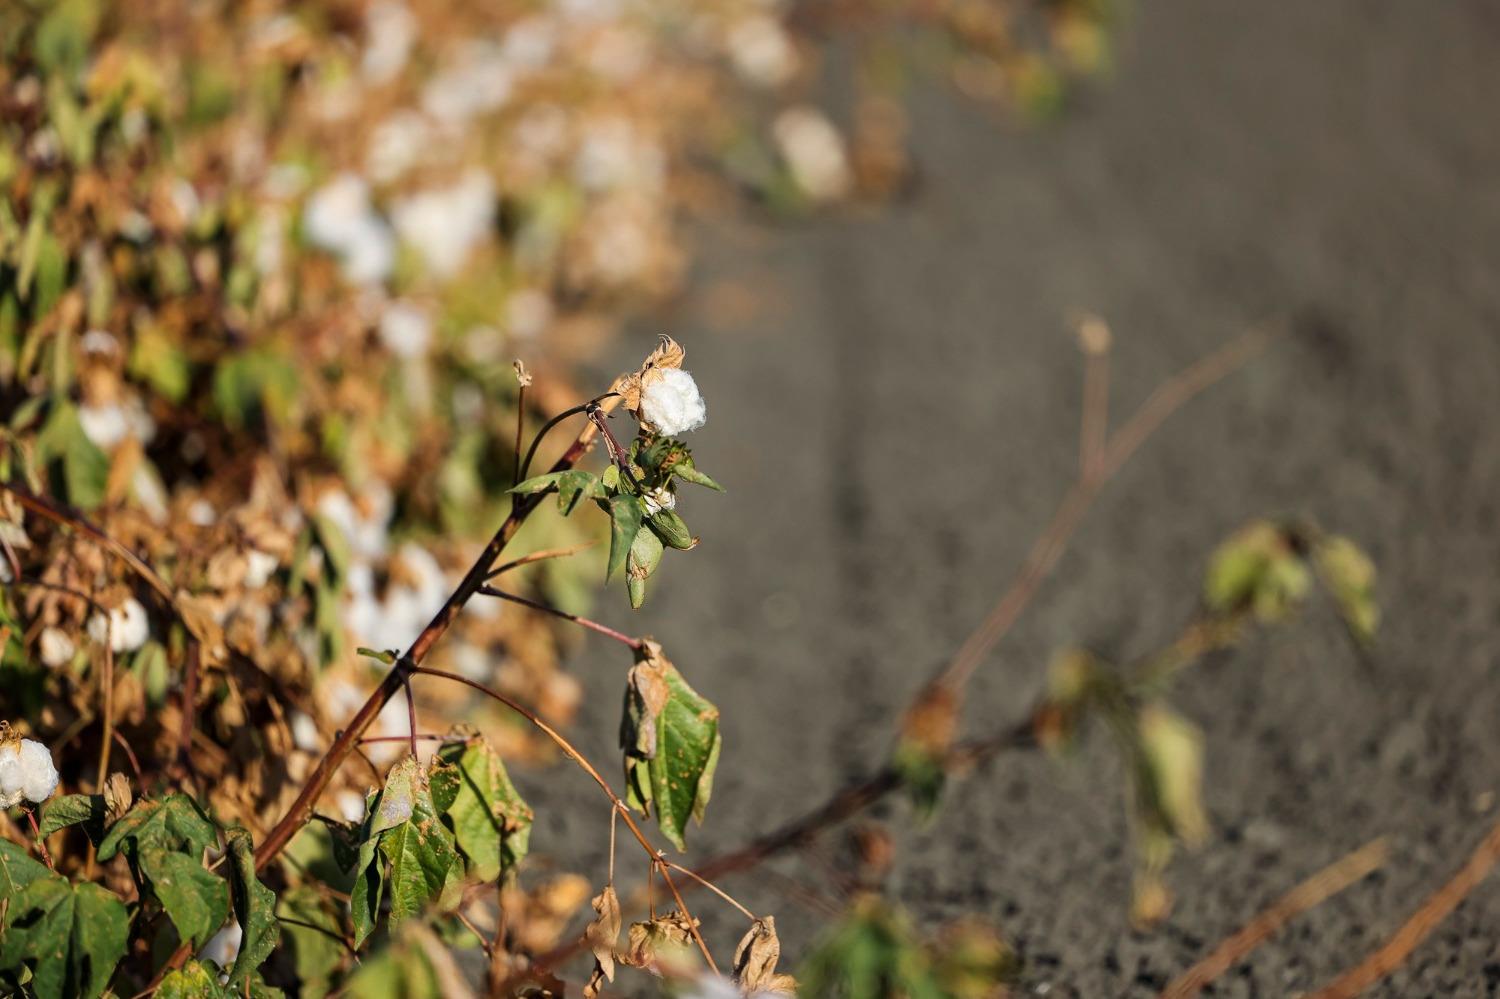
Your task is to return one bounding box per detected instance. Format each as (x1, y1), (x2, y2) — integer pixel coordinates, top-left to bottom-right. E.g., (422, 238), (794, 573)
(25, 807), (55, 871)
(483, 542), (597, 582)
(477, 586), (642, 650)
(253, 382), (626, 876)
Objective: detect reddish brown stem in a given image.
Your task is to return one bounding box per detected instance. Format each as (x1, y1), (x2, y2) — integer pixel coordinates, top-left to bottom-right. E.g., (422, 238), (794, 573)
(477, 586), (643, 650)
(25, 807), (55, 871)
(1159, 837), (1387, 999)
(1306, 820), (1500, 999)
(253, 387), (624, 875)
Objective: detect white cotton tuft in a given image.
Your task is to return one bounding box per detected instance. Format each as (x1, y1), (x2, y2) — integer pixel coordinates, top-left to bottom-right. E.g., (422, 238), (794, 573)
(87, 597), (150, 653)
(18, 739), (58, 803)
(244, 549), (279, 589)
(679, 975), (744, 999)
(0, 745), (24, 809)
(0, 738), (59, 806)
(773, 106), (851, 202)
(200, 920), (243, 970)
(378, 300), (433, 359)
(638, 367), (707, 435)
(39, 628), (76, 669)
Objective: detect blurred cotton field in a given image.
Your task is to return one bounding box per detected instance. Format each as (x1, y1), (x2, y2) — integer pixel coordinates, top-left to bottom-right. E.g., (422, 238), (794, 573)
(0, 0), (1111, 994)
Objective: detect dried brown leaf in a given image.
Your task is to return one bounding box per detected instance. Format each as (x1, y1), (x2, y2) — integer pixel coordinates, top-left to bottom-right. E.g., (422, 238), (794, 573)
(733, 916), (796, 994)
(102, 772), (132, 822)
(583, 884), (622, 998)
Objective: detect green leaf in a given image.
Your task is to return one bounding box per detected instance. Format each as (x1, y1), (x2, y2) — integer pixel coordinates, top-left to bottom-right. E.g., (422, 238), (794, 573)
(37, 793), (106, 842)
(604, 493), (645, 582)
(142, 848), (230, 948)
(671, 459), (724, 492)
(0, 838), (51, 897)
(357, 647), (398, 666)
(97, 793), (218, 867)
(344, 923), (458, 999)
(35, 402), (109, 510)
(555, 469), (603, 515)
(435, 729), (534, 883)
(799, 896), (948, 999)
(0, 876), (129, 999)
(620, 646), (721, 850)
(225, 827), (281, 987)
(380, 779), (458, 922)
(350, 757), (455, 947)
(157, 961), (231, 999)
(1315, 535), (1379, 645)
(508, 470), (566, 496)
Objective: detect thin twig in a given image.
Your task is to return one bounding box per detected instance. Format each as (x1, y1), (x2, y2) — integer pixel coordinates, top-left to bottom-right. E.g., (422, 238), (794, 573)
(1159, 837), (1387, 999)
(1306, 820), (1500, 999)
(478, 586), (643, 650)
(664, 859), (758, 921)
(938, 326), (1278, 694)
(111, 730), (144, 785)
(454, 907), (494, 959)
(278, 916), (357, 954)
(97, 624), (114, 795)
(483, 541), (597, 582)
(1078, 314), (1111, 479)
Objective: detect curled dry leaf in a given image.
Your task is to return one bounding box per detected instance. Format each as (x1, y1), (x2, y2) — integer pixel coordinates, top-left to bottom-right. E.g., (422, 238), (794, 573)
(102, 772), (132, 823)
(733, 916), (798, 995)
(622, 643), (672, 761)
(583, 884), (622, 998)
(623, 910), (701, 977)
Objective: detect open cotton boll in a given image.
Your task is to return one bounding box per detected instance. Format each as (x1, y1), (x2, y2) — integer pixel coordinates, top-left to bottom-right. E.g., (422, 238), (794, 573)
(243, 549), (279, 589)
(39, 627), (76, 668)
(378, 300), (433, 359)
(391, 172), (496, 279)
(0, 746), (24, 809)
(18, 739), (58, 803)
(638, 367), (707, 435)
(200, 920), (243, 971)
(0, 737), (58, 806)
(87, 597), (151, 653)
(773, 106), (851, 202)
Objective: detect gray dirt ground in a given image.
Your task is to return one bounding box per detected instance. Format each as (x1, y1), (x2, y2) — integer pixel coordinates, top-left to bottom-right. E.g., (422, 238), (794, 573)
(534, 1), (1500, 995)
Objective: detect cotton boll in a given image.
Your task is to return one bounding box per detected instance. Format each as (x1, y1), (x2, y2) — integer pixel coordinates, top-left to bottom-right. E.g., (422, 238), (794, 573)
(506, 288), (554, 339)
(0, 745), (24, 809)
(78, 403), (131, 450)
(366, 111), (429, 183)
(336, 789), (369, 823)
(80, 329), (121, 356)
(39, 628), (76, 668)
(200, 921), (243, 970)
(289, 711), (321, 753)
(339, 216), (396, 286)
(728, 15), (797, 88)
(679, 976), (742, 999)
(244, 549), (279, 589)
(303, 173), (372, 250)
(638, 367), (707, 435)
(378, 301), (432, 359)
(773, 106), (851, 201)
(362, 3), (416, 84)
(391, 172), (496, 278)
(87, 597), (151, 653)
(17, 739), (58, 803)
(421, 42), (513, 125)
(502, 17), (558, 74)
